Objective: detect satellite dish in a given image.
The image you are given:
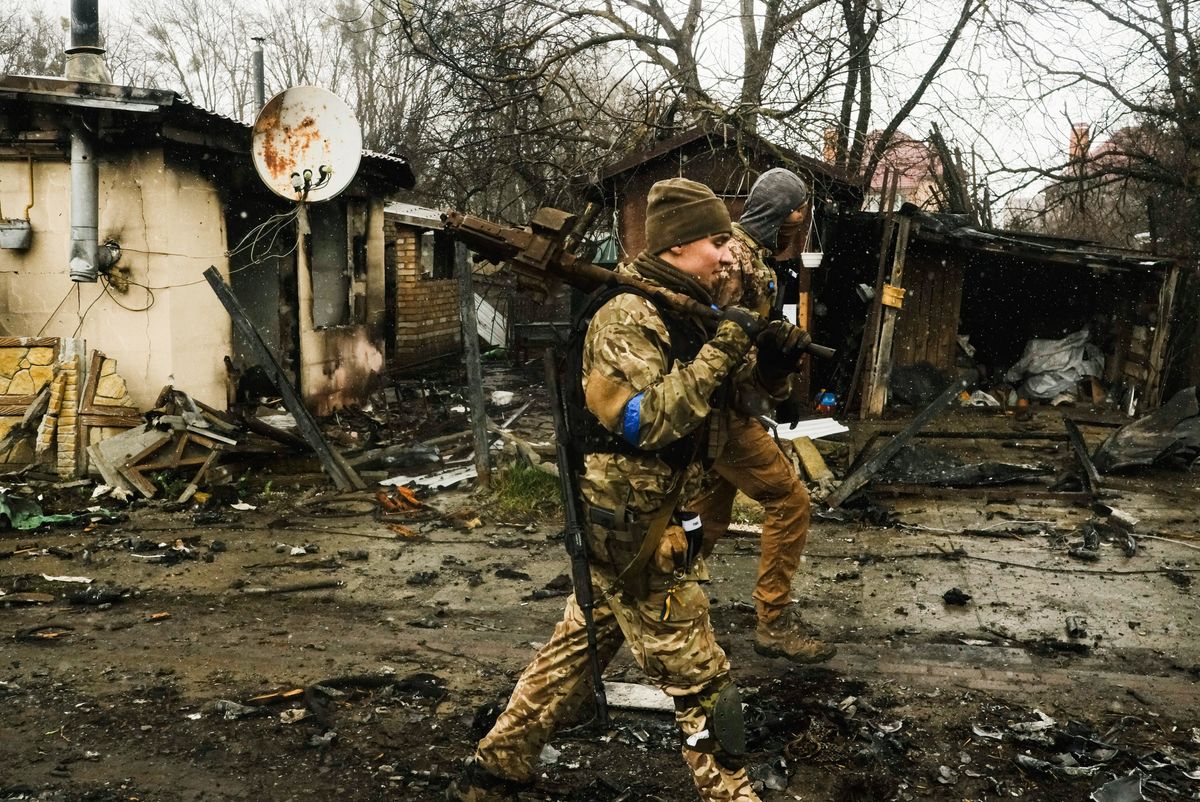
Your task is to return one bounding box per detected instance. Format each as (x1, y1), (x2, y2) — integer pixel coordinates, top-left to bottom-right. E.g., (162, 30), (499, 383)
(251, 86), (362, 203)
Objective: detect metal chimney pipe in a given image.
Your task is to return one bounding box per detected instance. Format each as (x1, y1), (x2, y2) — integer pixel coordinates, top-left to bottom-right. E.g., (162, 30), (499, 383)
(65, 0), (110, 83)
(65, 0), (114, 282)
(252, 37), (266, 110)
(69, 125), (99, 283)
(67, 0), (102, 54)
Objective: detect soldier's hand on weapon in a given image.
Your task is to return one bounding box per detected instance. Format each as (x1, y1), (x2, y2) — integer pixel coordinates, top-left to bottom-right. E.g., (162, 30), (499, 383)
(711, 306), (764, 361)
(720, 305), (765, 338)
(654, 525), (690, 574)
(758, 320), (812, 361)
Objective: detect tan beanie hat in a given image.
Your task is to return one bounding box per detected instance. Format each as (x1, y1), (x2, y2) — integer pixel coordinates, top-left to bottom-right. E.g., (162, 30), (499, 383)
(644, 178), (732, 255)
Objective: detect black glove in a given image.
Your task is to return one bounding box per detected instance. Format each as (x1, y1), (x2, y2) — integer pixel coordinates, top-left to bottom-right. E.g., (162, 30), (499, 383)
(757, 319), (812, 362)
(720, 306), (765, 339)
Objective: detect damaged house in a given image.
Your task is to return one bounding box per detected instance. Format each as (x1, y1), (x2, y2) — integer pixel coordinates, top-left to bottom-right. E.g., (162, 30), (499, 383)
(816, 204), (1181, 418)
(0, 26), (421, 476)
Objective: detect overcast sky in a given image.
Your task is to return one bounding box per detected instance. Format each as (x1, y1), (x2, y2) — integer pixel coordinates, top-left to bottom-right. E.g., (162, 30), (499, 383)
(32, 0), (1145, 203)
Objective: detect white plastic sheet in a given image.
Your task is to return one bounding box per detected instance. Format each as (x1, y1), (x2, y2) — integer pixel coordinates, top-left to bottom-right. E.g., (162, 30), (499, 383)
(1005, 328), (1104, 399)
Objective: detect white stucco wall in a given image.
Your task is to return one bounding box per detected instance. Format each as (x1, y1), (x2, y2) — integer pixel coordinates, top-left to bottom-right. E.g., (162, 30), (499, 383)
(0, 148), (232, 409)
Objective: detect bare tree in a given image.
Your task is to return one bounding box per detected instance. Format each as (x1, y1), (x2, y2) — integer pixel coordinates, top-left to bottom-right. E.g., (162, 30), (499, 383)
(1, 4), (65, 76)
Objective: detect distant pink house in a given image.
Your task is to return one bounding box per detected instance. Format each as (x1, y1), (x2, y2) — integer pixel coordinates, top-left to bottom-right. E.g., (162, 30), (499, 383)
(862, 132), (942, 211)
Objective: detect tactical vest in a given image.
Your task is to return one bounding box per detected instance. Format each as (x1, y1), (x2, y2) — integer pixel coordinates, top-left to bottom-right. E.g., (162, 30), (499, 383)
(561, 284), (709, 471)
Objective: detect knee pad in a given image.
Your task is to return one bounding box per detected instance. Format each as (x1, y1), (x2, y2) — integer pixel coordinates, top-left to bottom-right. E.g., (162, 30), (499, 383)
(681, 679), (748, 769)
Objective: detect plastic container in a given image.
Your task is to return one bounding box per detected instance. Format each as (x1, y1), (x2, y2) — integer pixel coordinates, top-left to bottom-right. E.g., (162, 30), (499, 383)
(0, 219), (32, 249)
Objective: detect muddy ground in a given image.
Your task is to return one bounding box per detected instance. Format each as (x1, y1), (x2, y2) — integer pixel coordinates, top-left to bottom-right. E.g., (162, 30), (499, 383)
(2, 379), (1199, 802)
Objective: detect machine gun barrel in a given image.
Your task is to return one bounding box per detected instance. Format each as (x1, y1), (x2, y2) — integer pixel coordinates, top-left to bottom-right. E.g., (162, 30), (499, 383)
(444, 209), (835, 361)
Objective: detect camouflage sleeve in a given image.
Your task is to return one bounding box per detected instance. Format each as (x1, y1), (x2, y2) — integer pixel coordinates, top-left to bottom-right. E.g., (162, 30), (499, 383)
(714, 231), (778, 316)
(582, 294), (742, 450)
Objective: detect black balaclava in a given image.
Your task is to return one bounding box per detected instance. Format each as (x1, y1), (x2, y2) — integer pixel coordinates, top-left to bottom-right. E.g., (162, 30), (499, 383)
(738, 168), (809, 252)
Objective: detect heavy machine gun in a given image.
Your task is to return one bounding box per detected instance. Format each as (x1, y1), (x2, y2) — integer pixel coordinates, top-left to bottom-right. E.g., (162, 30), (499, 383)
(443, 207), (835, 361)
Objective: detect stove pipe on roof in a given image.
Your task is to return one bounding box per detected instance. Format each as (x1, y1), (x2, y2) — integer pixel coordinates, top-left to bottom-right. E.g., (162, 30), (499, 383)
(65, 0), (111, 84)
(66, 0), (111, 283)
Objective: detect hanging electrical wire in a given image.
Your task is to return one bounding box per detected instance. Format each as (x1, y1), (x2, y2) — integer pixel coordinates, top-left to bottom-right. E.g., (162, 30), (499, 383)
(101, 274), (155, 312)
(72, 284), (105, 337)
(36, 284), (79, 337)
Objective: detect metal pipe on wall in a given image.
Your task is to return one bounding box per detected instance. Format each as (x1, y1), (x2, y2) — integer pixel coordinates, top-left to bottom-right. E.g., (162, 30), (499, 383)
(69, 125), (99, 283)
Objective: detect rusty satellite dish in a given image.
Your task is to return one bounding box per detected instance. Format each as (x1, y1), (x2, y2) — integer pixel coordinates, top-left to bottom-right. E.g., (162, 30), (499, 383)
(251, 85), (361, 203)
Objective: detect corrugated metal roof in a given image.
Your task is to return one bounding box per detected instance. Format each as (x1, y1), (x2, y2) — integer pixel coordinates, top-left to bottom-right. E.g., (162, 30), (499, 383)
(0, 74), (414, 189)
(384, 202), (444, 228)
(901, 204), (1177, 271)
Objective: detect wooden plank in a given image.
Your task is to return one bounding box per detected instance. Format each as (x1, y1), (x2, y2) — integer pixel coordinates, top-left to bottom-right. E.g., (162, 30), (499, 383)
(78, 413), (142, 428)
(456, 243), (491, 489)
(1143, 262), (1180, 409)
(826, 375), (971, 508)
(1063, 418), (1100, 498)
(869, 484), (1092, 506)
(943, 258), (965, 367)
(848, 170), (898, 415)
(0, 337), (60, 348)
(893, 263), (917, 367)
(871, 429), (1069, 441)
(203, 267), (364, 491)
(791, 436), (833, 483)
(865, 215), (913, 417)
(0, 405), (33, 416)
(921, 258), (940, 365)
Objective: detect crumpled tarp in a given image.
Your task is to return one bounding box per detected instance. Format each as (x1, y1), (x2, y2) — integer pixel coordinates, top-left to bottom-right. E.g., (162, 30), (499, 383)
(1093, 386), (1200, 473)
(1005, 328), (1104, 400)
(0, 492), (123, 531)
(877, 443), (1054, 486)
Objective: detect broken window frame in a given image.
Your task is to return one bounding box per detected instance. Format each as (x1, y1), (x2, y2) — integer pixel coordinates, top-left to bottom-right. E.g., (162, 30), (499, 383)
(308, 198), (371, 328)
(417, 228), (455, 281)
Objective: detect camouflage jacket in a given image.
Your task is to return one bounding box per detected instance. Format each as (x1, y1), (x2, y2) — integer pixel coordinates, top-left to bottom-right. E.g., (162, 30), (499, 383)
(714, 226), (793, 408)
(579, 257), (747, 535)
(713, 224), (777, 316)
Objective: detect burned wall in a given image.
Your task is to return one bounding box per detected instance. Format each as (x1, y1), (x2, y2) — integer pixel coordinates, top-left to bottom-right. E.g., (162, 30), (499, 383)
(298, 198), (389, 415)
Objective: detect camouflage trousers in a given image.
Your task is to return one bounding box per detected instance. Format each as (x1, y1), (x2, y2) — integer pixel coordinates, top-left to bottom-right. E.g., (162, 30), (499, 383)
(689, 413), (811, 625)
(474, 565), (760, 802)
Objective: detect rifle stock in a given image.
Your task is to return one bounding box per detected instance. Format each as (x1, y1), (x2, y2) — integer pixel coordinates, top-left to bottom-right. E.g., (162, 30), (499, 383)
(544, 350), (609, 727)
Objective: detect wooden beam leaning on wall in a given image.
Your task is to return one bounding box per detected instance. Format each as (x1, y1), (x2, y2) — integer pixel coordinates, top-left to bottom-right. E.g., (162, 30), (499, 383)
(847, 168), (899, 416)
(203, 267), (365, 492)
(863, 214), (914, 418)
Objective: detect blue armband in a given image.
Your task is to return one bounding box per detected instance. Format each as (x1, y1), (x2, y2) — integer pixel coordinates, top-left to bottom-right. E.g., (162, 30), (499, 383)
(622, 392), (645, 445)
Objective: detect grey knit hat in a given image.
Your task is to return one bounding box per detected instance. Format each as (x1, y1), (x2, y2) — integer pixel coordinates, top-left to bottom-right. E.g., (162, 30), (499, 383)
(739, 168), (809, 251)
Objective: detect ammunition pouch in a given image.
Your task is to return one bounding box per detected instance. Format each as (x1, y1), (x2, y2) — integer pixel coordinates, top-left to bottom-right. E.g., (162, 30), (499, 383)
(678, 679), (748, 770)
(585, 507), (651, 600)
(585, 479), (683, 601)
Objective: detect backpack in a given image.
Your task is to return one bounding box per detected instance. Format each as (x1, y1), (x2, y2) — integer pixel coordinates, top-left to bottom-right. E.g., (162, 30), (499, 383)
(553, 284), (708, 475)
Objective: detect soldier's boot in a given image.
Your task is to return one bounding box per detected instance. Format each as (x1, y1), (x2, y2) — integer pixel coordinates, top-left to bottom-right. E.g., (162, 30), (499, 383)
(753, 606), (836, 664)
(444, 757), (528, 802)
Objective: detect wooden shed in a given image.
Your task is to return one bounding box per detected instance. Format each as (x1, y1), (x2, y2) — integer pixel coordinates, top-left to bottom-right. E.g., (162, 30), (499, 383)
(817, 205), (1181, 417)
(599, 122), (860, 259)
